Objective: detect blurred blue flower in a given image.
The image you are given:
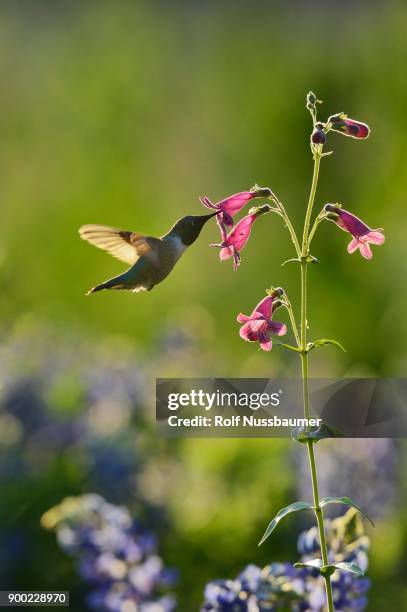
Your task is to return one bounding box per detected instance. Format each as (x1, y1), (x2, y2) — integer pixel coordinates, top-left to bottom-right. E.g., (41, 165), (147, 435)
(201, 509), (370, 611)
(295, 438), (398, 519)
(42, 494), (176, 612)
(0, 325), (150, 501)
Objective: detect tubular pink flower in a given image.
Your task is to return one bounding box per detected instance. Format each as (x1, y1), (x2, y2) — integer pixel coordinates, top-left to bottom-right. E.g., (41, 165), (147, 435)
(324, 204), (385, 260)
(200, 187), (271, 231)
(328, 113), (370, 139)
(211, 205), (271, 270)
(237, 293), (286, 352)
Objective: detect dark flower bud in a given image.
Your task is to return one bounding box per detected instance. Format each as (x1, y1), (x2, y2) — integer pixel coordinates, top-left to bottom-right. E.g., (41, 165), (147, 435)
(250, 185), (273, 198)
(307, 91), (317, 105)
(266, 287), (284, 300)
(306, 91), (318, 112)
(324, 203), (340, 213)
(249, 204), (272, 217)
(311, 123), (326, 145)
(328, 113), (370, 139)
(272, 299), (283, 311)
(326, 212), (340, 221)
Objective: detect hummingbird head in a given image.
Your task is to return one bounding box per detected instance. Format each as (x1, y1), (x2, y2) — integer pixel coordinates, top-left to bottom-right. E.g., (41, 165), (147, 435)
(169, 212), (218, 246)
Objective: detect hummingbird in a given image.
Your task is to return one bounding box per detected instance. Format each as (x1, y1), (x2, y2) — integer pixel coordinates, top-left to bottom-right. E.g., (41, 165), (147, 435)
(79, 212), (217, 294)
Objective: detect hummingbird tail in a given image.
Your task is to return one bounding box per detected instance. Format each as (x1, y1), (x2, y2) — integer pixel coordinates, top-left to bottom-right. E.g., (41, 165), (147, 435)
(85, 273), (133, 295)
(86, 282), (108, 295)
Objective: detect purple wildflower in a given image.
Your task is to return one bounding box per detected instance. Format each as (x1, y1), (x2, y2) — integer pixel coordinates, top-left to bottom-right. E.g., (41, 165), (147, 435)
(212, 205), (271, 270)
(200, 187), (271, 228)
(201, 509), (371, 611)
(328, 114), (370, 139)
(324, 204), (385, 260)
(42, 494), (176, 612)
(237, 291), (286, 352)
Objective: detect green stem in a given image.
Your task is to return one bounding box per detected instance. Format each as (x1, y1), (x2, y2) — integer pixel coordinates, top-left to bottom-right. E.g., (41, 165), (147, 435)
(307, 440), (335, 611)
(307, 209), (325, 247)
(270, 194), (301, 257)
(300, 150), (334, 612)
(302, 152), (321, 255)
(283, 295), (301, 347)
(300, 348), (310, 421)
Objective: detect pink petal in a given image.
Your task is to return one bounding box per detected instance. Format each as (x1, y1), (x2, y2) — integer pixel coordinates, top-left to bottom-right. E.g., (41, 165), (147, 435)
(359, 240), (373, 260)
(337, 209), (370, 237)
(259, 332), (272, 352)
(218, 191), (255, 217)
(248, 318), (268, 334)
(252, 295), (274, 319)
(268, 321), (287, 336)
(221, 211), (234, 227)
(225, 214), (256, 252)
(237, 313), (251, 323)
(199, 196), (217, 211)
(347, 237), (360, 254)
(366, 230), (385, 245)
(239, 323), (259, 342)
(232, 248), (241, 271)
(216, 216), (228, 242)
(219, 247), (233, 261)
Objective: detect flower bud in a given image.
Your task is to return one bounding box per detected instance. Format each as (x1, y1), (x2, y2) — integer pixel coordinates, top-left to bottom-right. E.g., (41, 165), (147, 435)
(273, 287), (284, 298)
(307, 91), (317, 105)
(250, 185), (272, 198)
(326, 212), (340, 221)
(249, 204), (272, 217)
(324, 203), (340, 213)
(271, 299), (283, 311)
(328, 113), (370, 139)
(324, 203), (341, 221)
(311, 123), (326, 145)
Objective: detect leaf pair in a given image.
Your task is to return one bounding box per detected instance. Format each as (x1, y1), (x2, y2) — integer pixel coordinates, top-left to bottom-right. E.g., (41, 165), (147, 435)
(258, 496), (374, 547)
(294, 559), (365, 577)
(276, 338), (346, 353)
(291, 423), (345, 444)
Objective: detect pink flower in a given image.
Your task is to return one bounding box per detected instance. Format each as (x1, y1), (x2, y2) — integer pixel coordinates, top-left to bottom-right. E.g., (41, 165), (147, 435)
(324, 204), (385, 260)
(237, 291), (286, 351)
(211, 205), (271, 270)
(200, 187), (271, 228)
(328, 113), (370, 139)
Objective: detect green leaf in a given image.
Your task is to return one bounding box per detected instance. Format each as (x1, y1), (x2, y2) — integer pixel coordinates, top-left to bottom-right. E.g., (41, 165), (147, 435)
(281, 255), (319, 266)
(294, 561), (335, 577)
(258, 502), (313, 546)
(334, 562), (365, 576)
(294, 559), (323, 571)
(274, 342), (303, 352)
(308, 338), (346, 352)
(281, 257), (301, 266)
(294, 560), (365, 577)
(320, 496), (374, 527)
(291, 423), (345, 444)
(305, 255), (320, 264)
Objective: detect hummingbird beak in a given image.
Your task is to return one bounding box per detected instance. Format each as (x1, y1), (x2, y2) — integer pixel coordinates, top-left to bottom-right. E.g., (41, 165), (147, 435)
(193, 211), (219, 226)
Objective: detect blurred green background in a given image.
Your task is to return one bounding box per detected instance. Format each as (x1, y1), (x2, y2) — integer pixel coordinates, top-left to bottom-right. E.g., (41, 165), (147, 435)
(0, 1), (406, 610)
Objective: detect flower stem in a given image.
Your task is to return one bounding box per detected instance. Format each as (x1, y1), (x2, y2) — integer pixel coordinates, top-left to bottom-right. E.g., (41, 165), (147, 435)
(300, 150), (334, 612)
(307, 440), (335, 612)
(282, 294), (301, 347)
(269, 193), (301, 257)
(307, 208), (325, 246)
(302, 152), (321, 255)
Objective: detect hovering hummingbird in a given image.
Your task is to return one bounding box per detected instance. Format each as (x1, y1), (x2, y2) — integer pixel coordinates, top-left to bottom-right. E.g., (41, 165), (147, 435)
(79, 212), (217, 294)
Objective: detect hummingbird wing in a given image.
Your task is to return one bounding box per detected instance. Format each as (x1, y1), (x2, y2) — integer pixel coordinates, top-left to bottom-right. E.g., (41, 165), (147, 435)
(78, 224), (160, 267)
